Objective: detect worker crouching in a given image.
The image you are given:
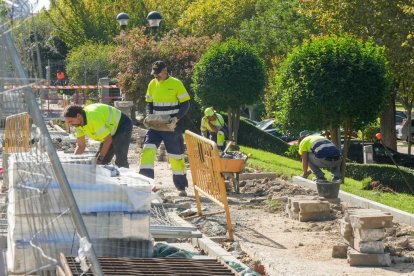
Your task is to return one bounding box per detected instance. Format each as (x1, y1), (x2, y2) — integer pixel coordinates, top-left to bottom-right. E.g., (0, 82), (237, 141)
(200, 107), (228, 150)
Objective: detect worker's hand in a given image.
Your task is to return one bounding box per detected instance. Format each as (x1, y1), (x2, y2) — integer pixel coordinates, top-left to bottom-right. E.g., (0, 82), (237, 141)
(167, 116), (178, 131)
(301, 170), (312, 179)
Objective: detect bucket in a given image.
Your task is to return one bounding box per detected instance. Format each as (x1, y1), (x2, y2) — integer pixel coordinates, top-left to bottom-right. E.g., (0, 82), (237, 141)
(316, 182), (340, 199)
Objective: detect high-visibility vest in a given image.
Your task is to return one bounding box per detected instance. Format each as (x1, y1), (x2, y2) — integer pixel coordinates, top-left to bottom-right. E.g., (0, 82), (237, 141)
(75, 103), (122, 141)
(145, 76), (190, 117)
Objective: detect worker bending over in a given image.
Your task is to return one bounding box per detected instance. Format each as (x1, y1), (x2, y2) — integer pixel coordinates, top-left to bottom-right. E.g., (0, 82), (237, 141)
(63, 103), (132, 168)
(200, 107), (227, 150)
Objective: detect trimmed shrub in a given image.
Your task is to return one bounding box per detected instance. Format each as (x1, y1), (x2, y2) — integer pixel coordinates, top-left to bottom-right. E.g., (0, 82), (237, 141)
(346, 163), (414, 194)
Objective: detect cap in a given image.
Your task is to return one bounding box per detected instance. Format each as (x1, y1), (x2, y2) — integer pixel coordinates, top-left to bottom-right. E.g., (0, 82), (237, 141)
(151, 60), (166, 75)
(299, 130), (312, 139)
(204, 107), (215, 117)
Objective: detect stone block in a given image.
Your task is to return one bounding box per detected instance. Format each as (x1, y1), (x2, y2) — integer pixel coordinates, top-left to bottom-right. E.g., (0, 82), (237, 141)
(339, 219), (352, 238)
(347, 248), (391, 267)
(332, 244), (348, 259)
(353, 228), (385, 242)
(344, 209), (389, 223)
(350, 214), (393, 229)
(298, 201), (330, 213)
(299, 211), (332, 222)
(353, 238), (384, 254)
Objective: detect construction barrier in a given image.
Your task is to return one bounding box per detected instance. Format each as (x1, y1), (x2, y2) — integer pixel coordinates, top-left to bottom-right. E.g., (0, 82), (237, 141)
(32, 85), (119, 89)
(184, 130), (233, 240)
(4, 112), (30, 153)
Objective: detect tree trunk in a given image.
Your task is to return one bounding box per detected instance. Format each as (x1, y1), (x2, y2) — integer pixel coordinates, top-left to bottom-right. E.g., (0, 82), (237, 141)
(340, 119), (353, 181)
(380, 97), (397, 150)
(407, 107), (412, 155)
(227, 107), (241, 144)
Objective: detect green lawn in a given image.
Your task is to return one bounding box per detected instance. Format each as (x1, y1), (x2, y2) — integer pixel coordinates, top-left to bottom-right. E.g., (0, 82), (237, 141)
(241, 146), (414, 214)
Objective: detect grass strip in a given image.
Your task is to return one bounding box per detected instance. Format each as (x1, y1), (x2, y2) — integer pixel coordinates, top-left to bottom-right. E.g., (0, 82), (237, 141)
(241, 146), (414, 214)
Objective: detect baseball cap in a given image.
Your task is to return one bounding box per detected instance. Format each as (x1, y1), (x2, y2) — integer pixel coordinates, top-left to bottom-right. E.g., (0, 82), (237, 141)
(151, 60), (166, 75)
(204, 107), (215, 116)
(299, 130), (312, 139)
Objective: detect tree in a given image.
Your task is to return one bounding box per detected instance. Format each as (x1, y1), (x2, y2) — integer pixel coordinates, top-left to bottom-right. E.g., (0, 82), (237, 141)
(12, 11), (68, 81)
(110, 27), (218, 124)
(178, 0), (256, 39)
(46, 0), (147, 49)
(299, 0), (414, 150)
(238, 0), (320, 63)
(273, 35), (390, 176)
(192, 39), (266, 143)
(66, 42), (116, 84)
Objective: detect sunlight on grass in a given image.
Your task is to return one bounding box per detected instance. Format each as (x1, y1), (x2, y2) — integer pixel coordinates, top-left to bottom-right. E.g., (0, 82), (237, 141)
(240, 146), (414, 214)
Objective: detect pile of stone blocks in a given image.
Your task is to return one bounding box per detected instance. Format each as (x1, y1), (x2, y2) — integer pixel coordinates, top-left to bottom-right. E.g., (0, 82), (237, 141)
(286, 196), (333, 222)
(340, 208), (392, 266)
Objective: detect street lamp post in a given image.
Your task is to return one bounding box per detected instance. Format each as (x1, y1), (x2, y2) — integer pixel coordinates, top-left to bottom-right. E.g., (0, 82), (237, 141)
(146, 11), (162, 39)
(116, 12), (129, 31)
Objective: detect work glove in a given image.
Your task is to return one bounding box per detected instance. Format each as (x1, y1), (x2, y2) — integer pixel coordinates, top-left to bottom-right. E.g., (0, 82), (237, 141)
(166, 116), (178, 131)
(301, 170), (312, 179)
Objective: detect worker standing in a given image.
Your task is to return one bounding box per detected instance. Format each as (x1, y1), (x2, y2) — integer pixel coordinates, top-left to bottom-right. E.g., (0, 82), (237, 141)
(200, 107), (227, 150)
(298, 130), (342, 183)
(139, 61), (191, 196)
(63, 103), (132, 168)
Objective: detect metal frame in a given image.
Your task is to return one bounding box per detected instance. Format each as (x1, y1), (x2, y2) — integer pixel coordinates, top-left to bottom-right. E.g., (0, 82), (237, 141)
(184, 130), (233, 240)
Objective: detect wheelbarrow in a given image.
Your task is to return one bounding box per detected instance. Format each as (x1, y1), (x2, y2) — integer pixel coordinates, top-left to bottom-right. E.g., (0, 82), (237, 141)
(220, 156), (248, 193)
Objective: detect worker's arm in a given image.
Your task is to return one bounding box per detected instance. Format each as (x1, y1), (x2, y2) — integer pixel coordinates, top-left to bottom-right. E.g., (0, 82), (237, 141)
(175, 101), (190, 120)
(207, 121), (219, 133)
(74, 136), (86, 155)
(146, 102), (154, 115)
(97, 134), (112, 163)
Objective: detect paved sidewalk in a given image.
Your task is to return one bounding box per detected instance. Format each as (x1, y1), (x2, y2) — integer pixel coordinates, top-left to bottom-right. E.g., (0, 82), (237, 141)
(132, 161), (414, 276)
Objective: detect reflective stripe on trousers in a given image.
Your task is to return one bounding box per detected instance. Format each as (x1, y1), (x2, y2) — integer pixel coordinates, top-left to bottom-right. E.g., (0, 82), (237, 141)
(139, 129), (188, 189)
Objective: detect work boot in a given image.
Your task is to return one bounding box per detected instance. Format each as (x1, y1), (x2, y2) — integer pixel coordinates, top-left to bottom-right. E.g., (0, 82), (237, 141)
(177, 189), (187, 197)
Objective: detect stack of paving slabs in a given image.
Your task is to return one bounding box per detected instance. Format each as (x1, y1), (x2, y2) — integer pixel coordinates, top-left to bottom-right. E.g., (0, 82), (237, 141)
(7, 152), (154, 274)
(286, 196), (333, 222)
(340, 208), (392, 267)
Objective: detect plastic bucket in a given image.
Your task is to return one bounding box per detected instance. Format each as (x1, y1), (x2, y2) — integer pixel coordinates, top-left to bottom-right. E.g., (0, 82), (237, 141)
(316, 182), (340, 199)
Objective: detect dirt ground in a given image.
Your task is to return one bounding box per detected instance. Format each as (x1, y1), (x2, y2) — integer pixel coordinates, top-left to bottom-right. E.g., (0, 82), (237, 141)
(128, 127), (414, 276)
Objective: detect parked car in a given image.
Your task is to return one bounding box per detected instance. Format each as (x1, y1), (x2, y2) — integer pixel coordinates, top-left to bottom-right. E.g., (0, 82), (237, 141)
(255, 119), (296, 142)
(347, 140), (414, 169)
(396, 118), (414, 141)
(241, 116), (259, 126)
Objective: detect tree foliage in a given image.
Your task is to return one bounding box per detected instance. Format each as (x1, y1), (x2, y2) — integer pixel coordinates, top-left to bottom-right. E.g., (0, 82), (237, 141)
(46, 0), (147, 48)
(12, 12), (68, 80)
(299, 0), (414, 149)
(239, 0), (320, 62)
(192, 39), (266, 142)
(274, 35), (390, 134)
(110, 27), (218, 123)
(178, 0), (256, 38)
(66, 43), (115, 84)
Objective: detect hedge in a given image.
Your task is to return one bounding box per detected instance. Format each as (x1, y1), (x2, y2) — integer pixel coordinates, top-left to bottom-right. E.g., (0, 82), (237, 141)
(346, 162), (414, 194)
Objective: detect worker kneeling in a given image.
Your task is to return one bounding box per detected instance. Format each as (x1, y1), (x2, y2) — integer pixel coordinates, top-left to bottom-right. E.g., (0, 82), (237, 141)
(200, 107), (228, 150)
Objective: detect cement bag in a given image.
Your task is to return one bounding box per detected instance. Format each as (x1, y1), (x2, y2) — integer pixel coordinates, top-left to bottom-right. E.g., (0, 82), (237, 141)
(144, 114), (174, 131)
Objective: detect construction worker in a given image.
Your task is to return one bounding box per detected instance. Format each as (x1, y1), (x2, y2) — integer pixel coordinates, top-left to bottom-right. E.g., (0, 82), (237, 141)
(298, 130), (342, 183)
(56, 71), (66, 85)
(139, 61), (190, 196)
(200, 107), (227, 150)
(63, 103), (132, 168)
